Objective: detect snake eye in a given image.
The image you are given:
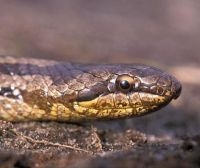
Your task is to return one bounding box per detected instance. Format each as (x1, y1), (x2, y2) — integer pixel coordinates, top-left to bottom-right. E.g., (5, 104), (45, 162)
(116, 75), (134, 93)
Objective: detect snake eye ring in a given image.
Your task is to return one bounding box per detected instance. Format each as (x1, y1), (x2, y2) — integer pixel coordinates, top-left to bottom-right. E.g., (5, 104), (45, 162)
(116, 74), (141, 93)
(116, 75), (135, 93)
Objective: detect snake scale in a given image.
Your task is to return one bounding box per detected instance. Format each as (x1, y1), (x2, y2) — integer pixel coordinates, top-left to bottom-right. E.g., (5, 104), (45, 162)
(0, 56), (181, 122)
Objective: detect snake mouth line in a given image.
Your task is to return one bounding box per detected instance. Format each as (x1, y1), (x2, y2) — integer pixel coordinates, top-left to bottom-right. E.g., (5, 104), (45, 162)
(72, 92), (171, 119)
(75, 92), (170, 111)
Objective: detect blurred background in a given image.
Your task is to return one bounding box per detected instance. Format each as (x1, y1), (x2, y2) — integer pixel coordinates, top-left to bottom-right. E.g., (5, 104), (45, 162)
(0, 0), (199, 136)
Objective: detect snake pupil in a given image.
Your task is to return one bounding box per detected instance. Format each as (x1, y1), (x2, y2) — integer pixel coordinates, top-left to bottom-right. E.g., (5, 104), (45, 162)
(119, 80), (131, 90)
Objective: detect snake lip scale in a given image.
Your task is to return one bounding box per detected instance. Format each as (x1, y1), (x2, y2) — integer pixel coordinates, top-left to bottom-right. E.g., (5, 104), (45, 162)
(0, 56), (182, 122)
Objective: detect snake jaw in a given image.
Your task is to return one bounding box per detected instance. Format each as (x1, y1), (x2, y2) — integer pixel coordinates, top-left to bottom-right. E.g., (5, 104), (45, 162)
(74, 92), (170, 120)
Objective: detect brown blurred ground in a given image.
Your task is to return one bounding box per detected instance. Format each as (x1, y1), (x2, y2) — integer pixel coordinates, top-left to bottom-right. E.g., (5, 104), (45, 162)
(0, 1), (200, 168)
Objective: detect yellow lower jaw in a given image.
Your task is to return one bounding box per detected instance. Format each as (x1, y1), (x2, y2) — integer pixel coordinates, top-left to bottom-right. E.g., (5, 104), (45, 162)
(73, 92), (168, 120)
(75, 92), (167, 109)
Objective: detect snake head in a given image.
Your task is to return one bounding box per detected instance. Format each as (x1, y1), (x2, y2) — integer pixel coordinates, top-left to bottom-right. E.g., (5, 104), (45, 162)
(74, 64), (182, 120)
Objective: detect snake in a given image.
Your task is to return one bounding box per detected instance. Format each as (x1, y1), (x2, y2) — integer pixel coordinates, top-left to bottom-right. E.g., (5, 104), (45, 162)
(0, 56), (181, 122)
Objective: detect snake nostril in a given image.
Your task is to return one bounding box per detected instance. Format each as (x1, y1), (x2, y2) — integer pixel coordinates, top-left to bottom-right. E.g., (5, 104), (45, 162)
(174, 83), (182, 99)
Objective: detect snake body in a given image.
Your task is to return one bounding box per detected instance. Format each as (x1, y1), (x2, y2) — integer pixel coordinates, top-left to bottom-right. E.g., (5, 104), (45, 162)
(0, 56), (181, 122)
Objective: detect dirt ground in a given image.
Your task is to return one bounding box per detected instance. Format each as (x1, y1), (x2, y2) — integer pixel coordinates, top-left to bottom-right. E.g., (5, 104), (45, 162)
(0, 1), (200, 168)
